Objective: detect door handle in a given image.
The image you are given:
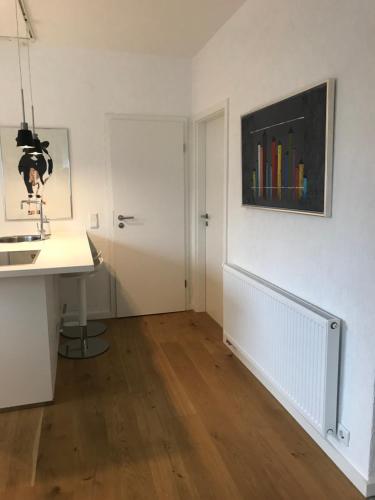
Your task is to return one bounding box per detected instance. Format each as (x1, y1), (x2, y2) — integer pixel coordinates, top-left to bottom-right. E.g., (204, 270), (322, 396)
(118, 215), (135, 221)
(200, 213), (209, 220)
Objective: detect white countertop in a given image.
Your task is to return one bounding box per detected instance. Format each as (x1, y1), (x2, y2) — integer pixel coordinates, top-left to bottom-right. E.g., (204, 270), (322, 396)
(0, 230), (94, 278)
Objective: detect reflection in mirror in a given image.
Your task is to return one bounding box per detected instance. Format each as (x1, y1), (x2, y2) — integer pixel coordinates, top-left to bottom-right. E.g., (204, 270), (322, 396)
(0, 127), (72, 220)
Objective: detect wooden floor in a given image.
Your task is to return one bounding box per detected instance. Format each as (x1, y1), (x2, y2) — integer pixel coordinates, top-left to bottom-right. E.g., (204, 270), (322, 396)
(0, 312), (362, 499)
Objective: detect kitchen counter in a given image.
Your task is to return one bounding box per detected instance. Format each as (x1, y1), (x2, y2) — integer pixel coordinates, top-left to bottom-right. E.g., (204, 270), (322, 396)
(0, 230), (94, 278)
(0, 230), (94, 410)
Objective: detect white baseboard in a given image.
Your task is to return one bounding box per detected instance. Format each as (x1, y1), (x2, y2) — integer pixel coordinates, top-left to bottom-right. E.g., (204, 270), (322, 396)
(88, 310), (114, 320)
(224, 330), (371, 498)
(366, 479), (375, 498)
(63, 309), (114, 322)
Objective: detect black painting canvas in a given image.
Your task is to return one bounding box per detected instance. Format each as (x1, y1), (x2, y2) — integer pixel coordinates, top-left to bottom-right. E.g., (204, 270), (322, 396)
(241, 81), (334, 215)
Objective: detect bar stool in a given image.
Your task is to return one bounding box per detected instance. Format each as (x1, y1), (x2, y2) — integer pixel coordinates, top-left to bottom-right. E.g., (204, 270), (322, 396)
(61, 239), (107, 339)
(58, 241), (109, 359)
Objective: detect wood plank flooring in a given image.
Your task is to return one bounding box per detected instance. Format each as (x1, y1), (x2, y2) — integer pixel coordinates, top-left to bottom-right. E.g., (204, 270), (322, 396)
(0, 312), (363, 499)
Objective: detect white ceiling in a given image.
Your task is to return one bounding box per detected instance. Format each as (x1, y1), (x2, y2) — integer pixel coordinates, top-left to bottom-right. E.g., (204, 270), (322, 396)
(0, 0), (29, 39)
(0, 0), (246, 56)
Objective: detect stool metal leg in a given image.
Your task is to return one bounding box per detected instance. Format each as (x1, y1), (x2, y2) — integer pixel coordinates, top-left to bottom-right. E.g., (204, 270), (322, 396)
(59, 276), (109, 359)
(61, 321), (107, 339)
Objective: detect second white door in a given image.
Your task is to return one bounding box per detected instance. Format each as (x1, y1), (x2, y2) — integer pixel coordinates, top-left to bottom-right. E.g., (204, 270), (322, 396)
(109, 116), (187, 317)
(205, 114), (224, 326)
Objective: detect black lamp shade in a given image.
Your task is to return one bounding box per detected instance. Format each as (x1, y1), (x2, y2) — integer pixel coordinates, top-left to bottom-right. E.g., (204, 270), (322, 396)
(28, 136), (43, 155)
(16, 128), (34, 148)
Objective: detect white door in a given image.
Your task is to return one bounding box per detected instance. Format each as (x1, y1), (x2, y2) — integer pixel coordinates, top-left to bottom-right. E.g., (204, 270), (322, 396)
(109, 117), (187, 317)
(205, 114), (224, 326)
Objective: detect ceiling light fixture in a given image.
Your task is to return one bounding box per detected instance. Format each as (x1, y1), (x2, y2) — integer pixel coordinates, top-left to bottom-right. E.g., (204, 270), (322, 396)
(14, 0), (33, 149)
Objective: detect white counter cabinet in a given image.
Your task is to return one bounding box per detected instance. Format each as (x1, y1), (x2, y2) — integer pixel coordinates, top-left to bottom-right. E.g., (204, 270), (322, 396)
(0, 231), (94, 410)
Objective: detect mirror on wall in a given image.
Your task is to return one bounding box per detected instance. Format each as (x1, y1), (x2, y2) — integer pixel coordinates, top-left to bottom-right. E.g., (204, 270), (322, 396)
(0, 127), (72, 220)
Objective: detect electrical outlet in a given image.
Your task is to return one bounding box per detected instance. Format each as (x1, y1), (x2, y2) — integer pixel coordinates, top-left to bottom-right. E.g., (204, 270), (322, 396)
(89, 213), (99, 229)
(337, 424), (350, 446)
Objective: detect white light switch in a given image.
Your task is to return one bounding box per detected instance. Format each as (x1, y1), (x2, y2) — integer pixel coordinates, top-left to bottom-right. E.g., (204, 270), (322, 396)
(89, 213), (99, 229)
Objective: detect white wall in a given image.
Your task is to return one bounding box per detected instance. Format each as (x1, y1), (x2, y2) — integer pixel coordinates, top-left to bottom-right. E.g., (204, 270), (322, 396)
(0, 42), (191, 316)
(191, 0), (375, 485)
(1, 0), (374, 489)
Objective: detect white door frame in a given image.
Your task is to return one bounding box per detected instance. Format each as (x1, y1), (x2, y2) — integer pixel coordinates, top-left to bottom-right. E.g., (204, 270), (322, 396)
(104, 113), (190, 317)
(192, 100), (229, 312)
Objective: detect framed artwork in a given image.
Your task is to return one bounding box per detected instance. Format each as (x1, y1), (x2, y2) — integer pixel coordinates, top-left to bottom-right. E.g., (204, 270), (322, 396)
(0, 127), (72, 220)
(241, 80), (335, 216)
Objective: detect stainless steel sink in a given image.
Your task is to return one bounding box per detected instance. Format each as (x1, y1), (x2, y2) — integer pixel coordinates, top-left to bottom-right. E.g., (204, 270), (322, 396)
(0, 234), (42, 243)
(0, 250), (40, 266)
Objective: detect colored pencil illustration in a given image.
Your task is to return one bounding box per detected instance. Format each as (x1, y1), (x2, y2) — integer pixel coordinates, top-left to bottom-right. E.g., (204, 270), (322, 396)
(288, 129), (294, 189)
(262, 132), (267, 198)
(271, 137), (277, 199)
(257, 143), (262, 197)
(277, 141), (282, 200)
(253, 131), (308, 205)
(294, 165), (299, 201)
(292, 147), (297, 200)
(252, 169), (256, 196)
(284, 151), (289, 200)
(298, 160), (304, 200)
(303, 176), (308, 199)
(268, 162), (272, 199)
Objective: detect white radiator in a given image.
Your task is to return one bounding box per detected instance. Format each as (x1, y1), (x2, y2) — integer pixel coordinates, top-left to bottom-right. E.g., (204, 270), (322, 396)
(223, 264), (341, 437)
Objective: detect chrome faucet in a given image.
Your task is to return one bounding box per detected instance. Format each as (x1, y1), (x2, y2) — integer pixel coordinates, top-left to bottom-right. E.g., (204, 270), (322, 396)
(20, 198), (50, 240)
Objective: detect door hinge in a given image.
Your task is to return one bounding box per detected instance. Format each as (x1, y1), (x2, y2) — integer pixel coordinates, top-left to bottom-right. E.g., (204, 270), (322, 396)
(184, 280), (188, 288)
(183, 143), (186, 153)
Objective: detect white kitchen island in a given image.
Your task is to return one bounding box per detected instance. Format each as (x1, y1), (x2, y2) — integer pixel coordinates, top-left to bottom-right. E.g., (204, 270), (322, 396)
(0, 231), (94, 410)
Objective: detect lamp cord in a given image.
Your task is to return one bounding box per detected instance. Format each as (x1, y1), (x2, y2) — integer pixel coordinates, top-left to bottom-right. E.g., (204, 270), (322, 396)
(27, 42), (35, 133)
(27, 43), (33, 106)
(15, 0), (25, 123)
